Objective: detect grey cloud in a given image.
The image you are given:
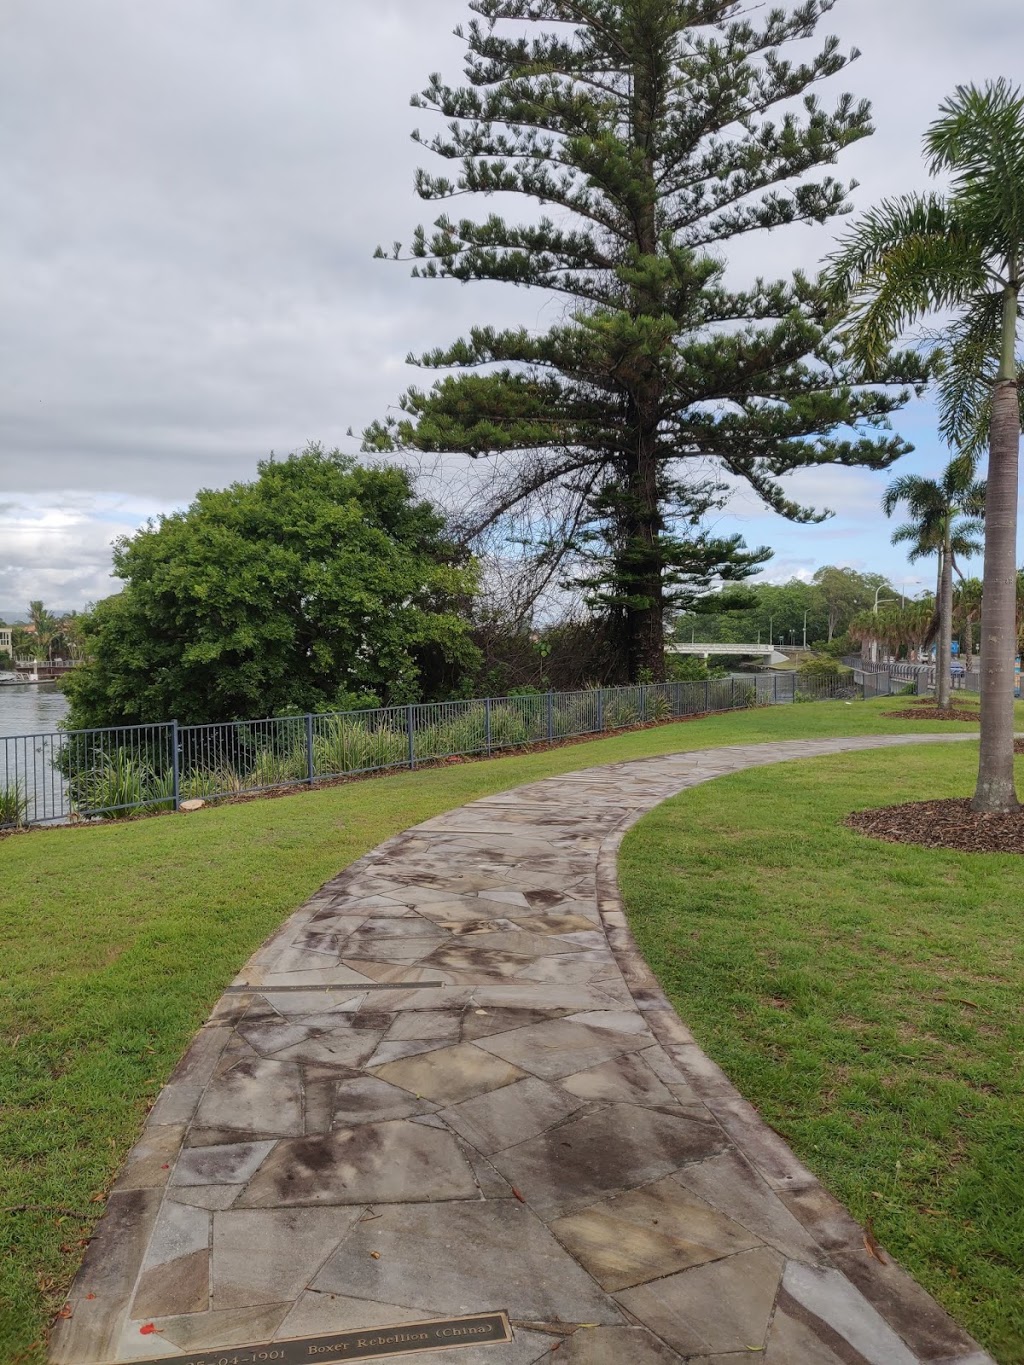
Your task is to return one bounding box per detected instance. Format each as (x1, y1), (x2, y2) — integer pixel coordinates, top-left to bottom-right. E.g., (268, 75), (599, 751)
(0, 0), (1017, 604)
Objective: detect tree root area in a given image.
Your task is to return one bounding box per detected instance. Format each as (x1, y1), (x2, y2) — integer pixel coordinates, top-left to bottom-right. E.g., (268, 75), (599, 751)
(882, 708), (980, 722)
(847, 798), (1024, 853)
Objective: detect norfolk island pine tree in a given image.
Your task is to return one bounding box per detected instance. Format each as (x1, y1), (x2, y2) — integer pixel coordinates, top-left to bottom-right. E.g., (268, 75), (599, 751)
(362, 0), (926, 682)
(825, 80), (1024, 812)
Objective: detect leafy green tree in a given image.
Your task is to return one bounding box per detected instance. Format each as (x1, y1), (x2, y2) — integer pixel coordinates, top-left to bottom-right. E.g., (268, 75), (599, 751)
(882, 459), (984, 709)
(364, 0), (924, 682)
(812, 566), (891, 642)
(673, 570), (897, 649)
(63, 447), (480, 728)
(825, 79), (1024, 811)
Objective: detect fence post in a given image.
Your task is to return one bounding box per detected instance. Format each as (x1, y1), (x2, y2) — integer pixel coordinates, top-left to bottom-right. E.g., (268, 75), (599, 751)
(773, 674), (778, 704)
(704, 680), (710, 713)
(731, 677), (736, 709)
(546, 691), (554, 742)
(596, 687), (604, 732)
(485, 696), (492, 754)
(305, 713), (315, 785)
(407, 705), (415, 768)
(171, 720), (180, 812)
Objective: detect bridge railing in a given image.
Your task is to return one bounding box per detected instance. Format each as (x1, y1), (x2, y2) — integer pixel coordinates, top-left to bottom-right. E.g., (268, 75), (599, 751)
(0, 671), (861, 829)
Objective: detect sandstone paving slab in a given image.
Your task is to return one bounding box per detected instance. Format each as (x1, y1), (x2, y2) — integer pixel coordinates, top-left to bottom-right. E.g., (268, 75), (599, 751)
(474, 1017), (652, 1078)
(557, 1052), (678, 1106)
(438, 1075), (587, 1155)
(49, 1189), (163, 1365)
(385, 1008), (465, 1042)
(491, 1102), (730, 1219)
(135, 1303), (293, 1355)
(311, 1201), (623, 1324)
(332, 1075), (440, 1125)
(460, 1005), (573, 1041)
(613, 1245), (785, 1356)
(548, 1175), (762, 1290)
(192, 1056), (305, 1136)
(554, 1325), (684, 1363)
(211, 1206), (361, 1309)
(671, 1149), (826, 1262)
(170, 1139), (275, 1187)
(372, 1041), (528, 1104)
(775, 1260), (920, 1365)
(112, 1124), (186, 1193)
(364, 1038), (451, 1068)
(53, 731), (996, 1365)
(236, 1121), (478, 1207)
(166, 1184), (243, 1211)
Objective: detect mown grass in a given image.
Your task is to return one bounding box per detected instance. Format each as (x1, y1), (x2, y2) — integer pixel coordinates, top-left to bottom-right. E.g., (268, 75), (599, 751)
(0, 697), (1007, 1361)
(620, 742), (1024, 1364)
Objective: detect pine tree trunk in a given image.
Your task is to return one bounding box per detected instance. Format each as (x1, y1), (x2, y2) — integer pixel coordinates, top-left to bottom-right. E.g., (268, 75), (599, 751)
(936, 527), (953, 710)
(622, 61), (666, 686)
(971, 280), (1021, 812)
(623, 415), (667, 682)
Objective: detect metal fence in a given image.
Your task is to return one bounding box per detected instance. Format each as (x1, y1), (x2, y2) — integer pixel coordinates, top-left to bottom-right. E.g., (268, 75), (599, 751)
(0, 671), (859, 829)
(844, 656), (982, 695)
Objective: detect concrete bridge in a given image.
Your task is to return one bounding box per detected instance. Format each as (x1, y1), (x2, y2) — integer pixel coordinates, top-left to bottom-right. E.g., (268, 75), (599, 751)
(668, 642), (789, 664)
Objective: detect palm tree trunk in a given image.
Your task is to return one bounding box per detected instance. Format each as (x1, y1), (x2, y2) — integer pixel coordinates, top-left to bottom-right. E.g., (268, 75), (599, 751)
(937, 525), (953, 710)
(971, 277), (1021, 813)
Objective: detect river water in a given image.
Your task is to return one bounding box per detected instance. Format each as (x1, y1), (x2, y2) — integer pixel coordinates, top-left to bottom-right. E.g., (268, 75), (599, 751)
(0, 683), (71, 823)
(0, 680), (70, 737)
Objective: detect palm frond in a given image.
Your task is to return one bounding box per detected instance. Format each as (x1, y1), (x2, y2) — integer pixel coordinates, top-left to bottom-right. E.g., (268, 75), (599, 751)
(932, 294), (1009, 454)
(926, 80), (1024, 251)
(826, 217), (990, 371)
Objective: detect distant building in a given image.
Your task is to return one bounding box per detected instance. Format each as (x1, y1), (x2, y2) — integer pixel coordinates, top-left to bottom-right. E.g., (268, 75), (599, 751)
(0, 627), (12, 654)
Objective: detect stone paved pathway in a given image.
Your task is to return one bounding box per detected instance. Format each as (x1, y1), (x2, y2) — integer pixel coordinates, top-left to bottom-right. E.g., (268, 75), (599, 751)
(52, 734), (996, 1365)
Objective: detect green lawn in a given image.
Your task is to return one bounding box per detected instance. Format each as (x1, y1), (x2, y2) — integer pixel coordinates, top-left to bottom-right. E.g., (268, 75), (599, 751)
(620, 742), (1024, 1364)
(0, 697), (1001, 1361)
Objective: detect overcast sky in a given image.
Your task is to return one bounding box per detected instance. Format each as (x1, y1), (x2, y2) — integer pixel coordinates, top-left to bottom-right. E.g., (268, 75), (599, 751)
(0, 0), (1019, 614)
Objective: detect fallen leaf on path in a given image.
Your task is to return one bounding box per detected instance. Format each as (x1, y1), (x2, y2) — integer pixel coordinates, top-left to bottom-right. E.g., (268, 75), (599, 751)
(863, 1220), (887, 1264)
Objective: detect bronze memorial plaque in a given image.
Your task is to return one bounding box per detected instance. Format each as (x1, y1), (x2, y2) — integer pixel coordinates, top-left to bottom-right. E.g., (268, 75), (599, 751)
(109, 1312), (513, 1365)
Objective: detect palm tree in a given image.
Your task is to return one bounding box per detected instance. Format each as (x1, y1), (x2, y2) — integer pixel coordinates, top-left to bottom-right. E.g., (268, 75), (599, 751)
(882, 460), (984, 709)
(825, 80), (1024, 812)
(26, 600), (58, 663)
(954, 576), (982, 673)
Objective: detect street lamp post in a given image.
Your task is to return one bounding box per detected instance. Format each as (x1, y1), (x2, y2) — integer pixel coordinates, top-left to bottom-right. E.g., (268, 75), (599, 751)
(871, 587), (898, 664)
(802, 611), (808, 648)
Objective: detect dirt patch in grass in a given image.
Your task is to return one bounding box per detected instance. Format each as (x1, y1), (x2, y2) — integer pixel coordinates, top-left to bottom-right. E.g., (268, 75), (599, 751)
(847, 798), (1024, 854)
(882, 707), (980, 723)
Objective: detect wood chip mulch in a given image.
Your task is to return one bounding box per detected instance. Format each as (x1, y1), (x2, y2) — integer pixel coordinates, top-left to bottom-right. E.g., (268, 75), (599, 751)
(881, 707), (980, 722)
(846, 799), (1024, 853)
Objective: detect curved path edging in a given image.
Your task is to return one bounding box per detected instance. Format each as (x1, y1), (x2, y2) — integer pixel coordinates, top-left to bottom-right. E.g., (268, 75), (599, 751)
(52, 733), (995, 1365)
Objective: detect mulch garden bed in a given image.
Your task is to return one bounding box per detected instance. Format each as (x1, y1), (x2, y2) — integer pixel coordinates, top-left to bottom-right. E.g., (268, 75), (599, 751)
(881, 707), (980, 722)
(847, 798), (1024, 853)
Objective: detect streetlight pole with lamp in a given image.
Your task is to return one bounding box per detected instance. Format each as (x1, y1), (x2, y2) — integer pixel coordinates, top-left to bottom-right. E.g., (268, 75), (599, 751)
(871, 586), (898, 664)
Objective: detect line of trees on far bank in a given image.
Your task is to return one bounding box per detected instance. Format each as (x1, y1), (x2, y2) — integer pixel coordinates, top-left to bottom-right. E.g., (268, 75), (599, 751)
(0, 603), (85, 670)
